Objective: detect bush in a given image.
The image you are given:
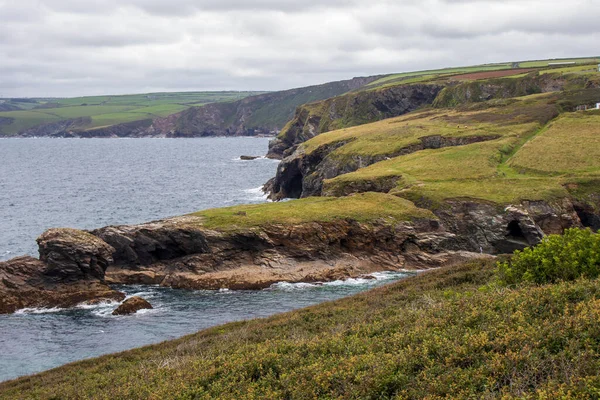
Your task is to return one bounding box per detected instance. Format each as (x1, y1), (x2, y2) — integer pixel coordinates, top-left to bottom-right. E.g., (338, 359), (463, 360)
(497, 228), (600, 285)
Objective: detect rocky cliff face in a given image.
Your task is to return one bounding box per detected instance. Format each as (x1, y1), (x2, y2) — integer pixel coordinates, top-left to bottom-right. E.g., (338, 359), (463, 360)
(2, 188), (597, 314)
(0, 229), (124, 314)
(267, 84), (444, 159)
(15, 76), (380, 138)
(267, 134), (500, 200)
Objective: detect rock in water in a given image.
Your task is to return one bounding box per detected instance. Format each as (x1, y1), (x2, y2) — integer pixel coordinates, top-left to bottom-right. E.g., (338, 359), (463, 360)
(112, 296), (153, 315)
(37, 228), (115, 282)
(240, 155), (259, 160)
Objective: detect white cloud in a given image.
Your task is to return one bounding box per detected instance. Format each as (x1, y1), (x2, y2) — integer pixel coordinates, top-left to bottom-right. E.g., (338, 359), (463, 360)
(0, 0), (598, 97)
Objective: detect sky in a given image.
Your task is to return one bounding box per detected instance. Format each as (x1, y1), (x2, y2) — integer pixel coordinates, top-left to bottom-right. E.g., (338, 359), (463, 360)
(1, 0), (599, 97)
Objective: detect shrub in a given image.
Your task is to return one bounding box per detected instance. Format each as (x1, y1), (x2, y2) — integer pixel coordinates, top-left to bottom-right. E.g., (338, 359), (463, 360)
(497, 228), (600, 285)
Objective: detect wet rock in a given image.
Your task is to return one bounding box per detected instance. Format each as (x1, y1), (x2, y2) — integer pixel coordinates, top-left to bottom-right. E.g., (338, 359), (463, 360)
(0, 256), (124, 314)
(112, 296), (153, 315)
(240, 155), (260, 160)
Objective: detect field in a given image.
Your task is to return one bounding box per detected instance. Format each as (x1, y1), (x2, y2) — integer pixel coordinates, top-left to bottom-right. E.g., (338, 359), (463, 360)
(364, 56), (600, 91)
(5, 259), (600, 398)
(0, 91), (263, 136)
(509, 112), (600, 174)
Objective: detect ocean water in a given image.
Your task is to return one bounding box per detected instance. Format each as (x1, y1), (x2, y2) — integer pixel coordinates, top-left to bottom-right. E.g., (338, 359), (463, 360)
(0, 138), (412, 382)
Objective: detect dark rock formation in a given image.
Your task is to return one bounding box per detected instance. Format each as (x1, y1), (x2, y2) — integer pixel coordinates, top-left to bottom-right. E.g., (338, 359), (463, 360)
(112, 296), (153, 315)
(240, 155), (260, 160)
(0, 256), (124, 315)
(0, 228), (124, 314)
(38, 228), (115, 282)
(20, 118), (92, 137)
(267, 134), (499, 200)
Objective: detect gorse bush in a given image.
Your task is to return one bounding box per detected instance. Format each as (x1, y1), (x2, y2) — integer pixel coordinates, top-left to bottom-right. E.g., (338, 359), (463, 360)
(498, 228), (600, 285)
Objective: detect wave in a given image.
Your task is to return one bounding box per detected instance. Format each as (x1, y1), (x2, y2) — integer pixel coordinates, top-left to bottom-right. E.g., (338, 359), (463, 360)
(233, 156), (279, 163)
(14, 307), (66, 315)
(268, 271), (415, 291)
(242, 186), (269, 202)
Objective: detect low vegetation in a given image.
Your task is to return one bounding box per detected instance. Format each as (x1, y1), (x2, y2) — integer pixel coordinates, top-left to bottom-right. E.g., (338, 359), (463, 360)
(5, 254), (600, 398)
(498, 228), (600, 285)
(193, 192), (434, 230)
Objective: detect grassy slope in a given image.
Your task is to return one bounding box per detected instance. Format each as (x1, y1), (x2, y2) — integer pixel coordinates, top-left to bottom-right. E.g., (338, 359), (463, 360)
(322, 87), (600, 205)
(5, 259), (600, 399)
(0, 92), (262, 136)
(192, 192), (434, 230)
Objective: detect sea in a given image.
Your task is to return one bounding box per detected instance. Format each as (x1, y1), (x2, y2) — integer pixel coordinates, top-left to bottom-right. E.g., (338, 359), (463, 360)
(0, 138), (413, 382)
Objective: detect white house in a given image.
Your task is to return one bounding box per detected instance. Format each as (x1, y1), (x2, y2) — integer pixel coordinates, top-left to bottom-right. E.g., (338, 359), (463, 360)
(597, 103), (600, 109)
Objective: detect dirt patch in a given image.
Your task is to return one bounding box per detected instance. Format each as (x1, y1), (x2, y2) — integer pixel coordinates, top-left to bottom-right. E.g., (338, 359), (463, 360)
(447, 69), (536, 81)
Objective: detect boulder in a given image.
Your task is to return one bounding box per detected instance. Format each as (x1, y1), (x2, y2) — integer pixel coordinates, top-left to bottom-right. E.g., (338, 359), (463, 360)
(240, 155), (260, 160)
(37, 228), (115, 282)
(112, 296), (153, 315)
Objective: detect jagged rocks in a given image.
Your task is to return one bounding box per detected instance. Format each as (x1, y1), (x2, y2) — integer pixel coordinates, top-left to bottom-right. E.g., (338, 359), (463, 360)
(0, 228), (123, 314)
(0, 256), (124, 314)
(112, 297), (153, 315)
(38, 228), (115, 282)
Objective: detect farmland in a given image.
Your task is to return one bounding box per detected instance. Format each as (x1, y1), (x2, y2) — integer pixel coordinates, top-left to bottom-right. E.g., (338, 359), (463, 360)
(0, 91), (263, 136)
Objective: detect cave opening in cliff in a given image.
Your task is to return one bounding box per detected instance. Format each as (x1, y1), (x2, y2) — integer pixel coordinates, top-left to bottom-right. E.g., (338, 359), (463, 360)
(284, 173), (303, 198)
(506, 220), (526, 241)
(574, 204), (600, 231)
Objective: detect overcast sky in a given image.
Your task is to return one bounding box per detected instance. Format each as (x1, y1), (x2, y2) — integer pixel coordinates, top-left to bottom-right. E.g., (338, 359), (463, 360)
(1, 0), (599, 97)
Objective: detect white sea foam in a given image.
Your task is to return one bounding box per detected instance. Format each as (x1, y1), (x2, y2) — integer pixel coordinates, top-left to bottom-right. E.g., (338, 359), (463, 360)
(15, 307), (65, 315)
(243, 186), (269, 202)
(268, 271), (414, 291)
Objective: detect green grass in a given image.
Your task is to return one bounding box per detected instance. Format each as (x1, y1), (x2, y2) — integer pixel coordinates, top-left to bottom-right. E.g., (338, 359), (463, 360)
(0, 92), (263, 135)
(6, 259), (600, 398)
(316, 89), (600, 205)
(509, 112), (600, 174)
(518, 57), (600, 68)
(366, 63), (513, 88)
(0, 110), (61, 135)
(192, 192), (434, 230)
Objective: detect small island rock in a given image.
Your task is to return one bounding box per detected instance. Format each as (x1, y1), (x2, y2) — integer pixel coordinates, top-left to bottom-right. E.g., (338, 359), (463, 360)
(112, 296), (153, 315)
(240, 155), (260, 160)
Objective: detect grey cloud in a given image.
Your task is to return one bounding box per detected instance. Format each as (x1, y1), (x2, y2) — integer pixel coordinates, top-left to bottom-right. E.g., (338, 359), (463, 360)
(0, 0), (598, 97)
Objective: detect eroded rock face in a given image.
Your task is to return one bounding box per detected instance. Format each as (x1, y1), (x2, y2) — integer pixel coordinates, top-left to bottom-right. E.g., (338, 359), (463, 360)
(0, 256), (124, 314)
(112, 296), (153, 315)
(267, 83), (445, 159)
(38, 228), (115, 282)
(267, 134), (500, 200)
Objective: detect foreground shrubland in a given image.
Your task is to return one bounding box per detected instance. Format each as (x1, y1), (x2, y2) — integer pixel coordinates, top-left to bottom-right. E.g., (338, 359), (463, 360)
(3, 247), (600, 398)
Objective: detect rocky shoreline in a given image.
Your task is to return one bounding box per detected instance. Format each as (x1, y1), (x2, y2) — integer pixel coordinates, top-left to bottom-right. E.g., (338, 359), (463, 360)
(3, 191), (593, 314)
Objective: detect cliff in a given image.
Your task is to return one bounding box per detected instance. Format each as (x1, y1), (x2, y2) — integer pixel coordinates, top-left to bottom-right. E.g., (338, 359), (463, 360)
(266, 83), (444, 159)
(15, 76), (380, 138)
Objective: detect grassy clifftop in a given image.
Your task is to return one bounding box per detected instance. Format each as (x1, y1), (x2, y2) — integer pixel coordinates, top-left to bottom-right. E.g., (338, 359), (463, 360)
(311, 89), (600, 207)
(5, 259), (600, 398)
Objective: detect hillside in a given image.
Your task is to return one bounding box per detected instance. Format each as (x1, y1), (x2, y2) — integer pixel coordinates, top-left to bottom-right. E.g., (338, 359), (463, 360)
(0, 76), (380, 138)
(5, 258), (600, 398)
(267, 58), (600, 158)
(0, 92), (261, 137)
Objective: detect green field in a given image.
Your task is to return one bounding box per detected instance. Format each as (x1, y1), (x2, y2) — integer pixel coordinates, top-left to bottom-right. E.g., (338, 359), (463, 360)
(0, 91), (264, 136)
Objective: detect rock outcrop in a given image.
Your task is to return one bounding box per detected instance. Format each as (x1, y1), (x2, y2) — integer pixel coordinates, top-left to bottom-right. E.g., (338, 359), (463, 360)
(112, 296), (153, 315)
(267, 83), (445, 159)
(267, 134), (500, 200)
(0, 229), (124, 314)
